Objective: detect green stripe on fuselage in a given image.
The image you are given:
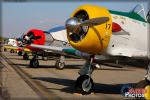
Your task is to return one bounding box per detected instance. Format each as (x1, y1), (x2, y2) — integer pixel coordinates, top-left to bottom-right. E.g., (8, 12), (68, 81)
(109, 10), (146, 22)
(63, 48), (76, 55)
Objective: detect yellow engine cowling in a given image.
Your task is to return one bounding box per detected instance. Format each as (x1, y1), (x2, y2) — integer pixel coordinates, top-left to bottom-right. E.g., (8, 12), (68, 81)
(67, 4), (112, 54)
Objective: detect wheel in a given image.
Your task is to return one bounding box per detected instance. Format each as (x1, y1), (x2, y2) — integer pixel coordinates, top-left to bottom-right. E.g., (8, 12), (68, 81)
(23, 53), (29, 60)
(30, 58), (39, 68)
(12, 49), (14, 53)
(75, 75), (93, 95)
(18, 51), (22, 56)
(14, 50), (17, 53)
(10, 49), (14, 53)
(4, 48), (7, 52)
(55, 60), (65, 70)
(42, 56), (48, 61)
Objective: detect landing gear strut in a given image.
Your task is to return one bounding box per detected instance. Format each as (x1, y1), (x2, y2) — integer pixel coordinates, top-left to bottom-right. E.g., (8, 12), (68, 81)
(75, 55), (94, 94)
(55, 56), (65, 70)
(30, 55), (39, 68)
(23, 53), (29, 60)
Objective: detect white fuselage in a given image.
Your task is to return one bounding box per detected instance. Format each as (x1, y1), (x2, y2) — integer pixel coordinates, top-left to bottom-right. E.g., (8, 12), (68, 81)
(105, 14), (149, 59)
(8, 39), (17, 46)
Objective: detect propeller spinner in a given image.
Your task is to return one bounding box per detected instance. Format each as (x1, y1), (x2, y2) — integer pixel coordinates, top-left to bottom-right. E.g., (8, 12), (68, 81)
(65, 17), (109, 42)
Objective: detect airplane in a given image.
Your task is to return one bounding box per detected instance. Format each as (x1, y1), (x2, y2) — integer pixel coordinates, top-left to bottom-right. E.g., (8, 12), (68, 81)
(3, 29), (67, 63)
(64, 4), (150, 94)
(3, 34), (33, 57)
(3, 27), (87, 70)
(22, 26), (95, 69)
(26, 4), (150, 95)
(24, 26), (112, 68)
(3, 38), (18, 53)
(3, 38), (27, 53)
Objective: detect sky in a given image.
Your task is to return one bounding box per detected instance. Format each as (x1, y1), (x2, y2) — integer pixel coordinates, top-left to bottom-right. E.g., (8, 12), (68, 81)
(1, 0), (149, 38)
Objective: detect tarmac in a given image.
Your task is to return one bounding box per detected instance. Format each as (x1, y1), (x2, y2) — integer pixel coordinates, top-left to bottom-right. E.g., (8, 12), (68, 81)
(0, 51), (147, 100)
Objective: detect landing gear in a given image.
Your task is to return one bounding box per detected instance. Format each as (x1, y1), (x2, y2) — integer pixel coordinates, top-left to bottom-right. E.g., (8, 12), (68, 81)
(30, 55), (39, 68)
(75, 56), (94, 94)
(4, 48), (7, 52)
(42, 56), (48, 61)
(75, 75), (93, 94)
(18, 51), (22, 56)
(55, 56), (65, 70)
(10, 49), (14, 53)
(23, 53), (29, 60)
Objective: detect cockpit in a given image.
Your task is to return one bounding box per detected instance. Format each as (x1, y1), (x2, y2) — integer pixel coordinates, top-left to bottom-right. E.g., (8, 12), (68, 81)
(109, 4), (149, 23)
(130, 4), (147, 22)
(46, 26), (69, 47)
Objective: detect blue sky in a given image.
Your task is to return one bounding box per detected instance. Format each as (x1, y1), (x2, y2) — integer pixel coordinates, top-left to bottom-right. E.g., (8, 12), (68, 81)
(2, 1), (149, 38)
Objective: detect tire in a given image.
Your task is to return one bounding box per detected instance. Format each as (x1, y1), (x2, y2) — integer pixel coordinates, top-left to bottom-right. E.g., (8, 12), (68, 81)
(4, 48), (7, 52)
(18, 51), (22, 56)
(10, 49), (14, 53)
(12, 50), (14, 53)
(75, 75), (93, 95)
(42, 56), (48, 61)
(55, 60), (65, 70)
(57, 62), (65, 70)
(23, 53), (29, 60)
(30, 59), (39, 68)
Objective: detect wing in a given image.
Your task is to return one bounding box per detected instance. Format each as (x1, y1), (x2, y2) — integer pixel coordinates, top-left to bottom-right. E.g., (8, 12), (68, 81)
(4, 45), (21, 50)
(29, 44), (78, 58)
(30, 44), (63, 53)
(3, 45), (32, 53)
(109, 48), (147, 58)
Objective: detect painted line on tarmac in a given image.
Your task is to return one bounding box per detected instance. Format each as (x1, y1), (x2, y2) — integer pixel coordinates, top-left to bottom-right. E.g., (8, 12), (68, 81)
(1, 54), (63, 100)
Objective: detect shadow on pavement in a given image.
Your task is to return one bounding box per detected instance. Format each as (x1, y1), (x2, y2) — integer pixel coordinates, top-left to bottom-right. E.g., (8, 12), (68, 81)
(32, 77), (137, 95)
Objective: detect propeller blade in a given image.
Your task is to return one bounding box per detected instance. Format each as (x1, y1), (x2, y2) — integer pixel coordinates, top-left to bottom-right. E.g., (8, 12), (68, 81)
(34, 36), (42, 40)
(80, 17), (109, 27)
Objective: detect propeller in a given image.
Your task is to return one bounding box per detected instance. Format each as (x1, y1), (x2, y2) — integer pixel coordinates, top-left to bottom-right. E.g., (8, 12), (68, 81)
(23, 32), (41, 45)
(79, 17), (109, 26)
(65, 17), (109, 42)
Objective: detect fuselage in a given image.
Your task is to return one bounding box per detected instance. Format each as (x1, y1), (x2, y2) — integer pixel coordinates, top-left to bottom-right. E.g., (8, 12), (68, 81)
(105, 10), (149, 60)
(8, 38), (17, 46)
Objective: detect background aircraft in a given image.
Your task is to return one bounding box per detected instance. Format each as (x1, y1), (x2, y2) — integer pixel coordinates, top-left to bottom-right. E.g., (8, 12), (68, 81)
(4, 38), (18, 53)
(3, 37), (31, 54)
(3, 33), (34, 57)
(22, 26), (94, 69)
(3, 27), (87, 70)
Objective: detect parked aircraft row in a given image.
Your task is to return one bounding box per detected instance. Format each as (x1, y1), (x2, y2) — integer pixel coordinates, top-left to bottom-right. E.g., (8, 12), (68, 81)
(3, 4), (150, 98)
